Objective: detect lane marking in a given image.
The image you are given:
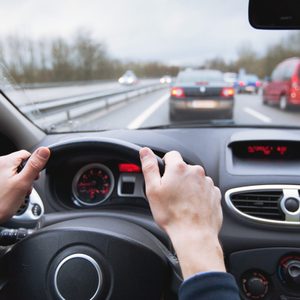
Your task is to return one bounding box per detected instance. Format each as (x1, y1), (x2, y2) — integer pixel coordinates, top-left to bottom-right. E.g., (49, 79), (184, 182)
(127, 93), (169, 129)
(243, 107), (272, 123)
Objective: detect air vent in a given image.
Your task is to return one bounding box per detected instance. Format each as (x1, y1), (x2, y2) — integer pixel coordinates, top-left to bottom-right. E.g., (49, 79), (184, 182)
(16, 196), (29, 216)
(230, 190), (284, 221)
(225, 185), (300, 225)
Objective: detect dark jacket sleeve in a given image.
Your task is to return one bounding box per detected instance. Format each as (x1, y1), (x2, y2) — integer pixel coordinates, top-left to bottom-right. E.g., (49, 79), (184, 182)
(179, 272), (240, 300)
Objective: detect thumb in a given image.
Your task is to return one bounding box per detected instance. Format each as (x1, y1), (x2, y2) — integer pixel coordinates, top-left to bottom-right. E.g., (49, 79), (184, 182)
(140, 147), (161, 191)
(19, 147), (50, 182)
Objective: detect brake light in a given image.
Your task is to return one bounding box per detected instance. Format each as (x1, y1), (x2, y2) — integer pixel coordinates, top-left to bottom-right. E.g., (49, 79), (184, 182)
(221, 87), (235, 97)
(171, 87), (185, 98)
(239, 81), (245, 87)
(256, 81), (261, 87)
(119, 163), (141, 173)
(291, 74), (299, 89)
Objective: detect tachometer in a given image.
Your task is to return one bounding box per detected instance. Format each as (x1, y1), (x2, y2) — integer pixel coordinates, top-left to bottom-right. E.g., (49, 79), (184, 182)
(72, 163), (114, 206)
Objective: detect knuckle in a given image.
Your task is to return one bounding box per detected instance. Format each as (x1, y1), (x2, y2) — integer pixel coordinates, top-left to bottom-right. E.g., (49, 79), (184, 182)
(170, 150), (180, 156)
(175, 161), (186, 172)
(205, 176), (214, 185)
(193, 165), (205, 177)
(214, 186), (222, 200)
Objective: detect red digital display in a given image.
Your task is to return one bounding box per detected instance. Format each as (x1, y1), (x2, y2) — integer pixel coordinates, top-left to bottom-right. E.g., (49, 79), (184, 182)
(231, 141), (300, 160)
(247, 145), (288, 156)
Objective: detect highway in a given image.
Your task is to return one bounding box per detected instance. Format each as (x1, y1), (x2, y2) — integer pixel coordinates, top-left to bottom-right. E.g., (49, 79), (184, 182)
(56, 90), (300, 131)
(20, 84), (300, 131)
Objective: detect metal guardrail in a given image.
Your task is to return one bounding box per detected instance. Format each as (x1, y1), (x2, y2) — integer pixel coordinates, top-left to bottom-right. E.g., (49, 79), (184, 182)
(24, 82), (166, 130)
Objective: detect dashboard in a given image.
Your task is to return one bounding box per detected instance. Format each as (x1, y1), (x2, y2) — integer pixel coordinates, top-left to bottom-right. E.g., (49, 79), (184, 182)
(3, 126), (300, 300)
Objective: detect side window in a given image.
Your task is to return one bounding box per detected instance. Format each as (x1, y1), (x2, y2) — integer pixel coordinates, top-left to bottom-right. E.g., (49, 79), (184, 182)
(271, 65), (281, 81)
(277, 64), (286, 81)
(284, 62), (297, 79)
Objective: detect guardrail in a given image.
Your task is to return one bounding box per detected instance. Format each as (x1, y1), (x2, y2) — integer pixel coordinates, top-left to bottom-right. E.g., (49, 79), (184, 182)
(22, 82), (167, 130)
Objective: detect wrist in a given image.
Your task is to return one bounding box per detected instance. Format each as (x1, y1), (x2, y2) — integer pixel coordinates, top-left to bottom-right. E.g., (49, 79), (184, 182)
(167, 228), (226, 279)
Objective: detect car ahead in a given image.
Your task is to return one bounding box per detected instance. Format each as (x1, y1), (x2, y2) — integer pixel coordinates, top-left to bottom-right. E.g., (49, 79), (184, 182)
(169, 69), (234, 121)
(237, 74), (261, 94)
(118, 70), (138, 85)
(160, 75), (172, 85)
(223, 72), (238, 87)
(263, 57), (300, 110)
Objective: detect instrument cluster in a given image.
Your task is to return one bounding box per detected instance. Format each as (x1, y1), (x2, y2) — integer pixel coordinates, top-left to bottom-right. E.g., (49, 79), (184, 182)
(49, 158), (147, 209)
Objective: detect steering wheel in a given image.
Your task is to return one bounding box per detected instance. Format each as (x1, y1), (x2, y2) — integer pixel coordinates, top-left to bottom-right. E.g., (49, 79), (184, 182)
(0, 138), (182, 300)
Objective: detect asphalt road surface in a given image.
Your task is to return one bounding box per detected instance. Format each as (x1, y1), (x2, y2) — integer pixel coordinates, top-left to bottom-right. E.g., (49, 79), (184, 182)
(56, 90), (300, 132)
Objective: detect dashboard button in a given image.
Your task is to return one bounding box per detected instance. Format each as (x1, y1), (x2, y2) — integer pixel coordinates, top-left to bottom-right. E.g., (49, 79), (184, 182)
(285, 198), (300, 213)
(242, 271), (269, 299)
(32, 204), (42, 216)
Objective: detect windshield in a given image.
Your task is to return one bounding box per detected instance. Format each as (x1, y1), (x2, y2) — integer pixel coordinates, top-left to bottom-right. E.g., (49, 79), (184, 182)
(0, 0), (299, 132)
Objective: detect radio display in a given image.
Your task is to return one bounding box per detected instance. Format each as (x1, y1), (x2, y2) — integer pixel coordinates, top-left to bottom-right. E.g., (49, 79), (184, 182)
(231, 141), (300, 160)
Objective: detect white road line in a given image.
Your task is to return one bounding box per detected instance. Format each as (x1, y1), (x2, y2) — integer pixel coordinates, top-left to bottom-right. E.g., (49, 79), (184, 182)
(127, 93), (169, 129)
(243, 107), (272, 123)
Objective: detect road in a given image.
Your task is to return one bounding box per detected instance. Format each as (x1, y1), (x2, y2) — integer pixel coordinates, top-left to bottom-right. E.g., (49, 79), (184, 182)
(51, 90), (300, 131)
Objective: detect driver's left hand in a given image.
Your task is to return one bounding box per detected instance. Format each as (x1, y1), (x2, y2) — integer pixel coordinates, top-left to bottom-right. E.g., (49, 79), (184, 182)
(0, 147), (50, 223)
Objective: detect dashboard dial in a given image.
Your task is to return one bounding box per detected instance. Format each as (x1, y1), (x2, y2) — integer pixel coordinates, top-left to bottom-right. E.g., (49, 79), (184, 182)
(72, 163), (114, 206)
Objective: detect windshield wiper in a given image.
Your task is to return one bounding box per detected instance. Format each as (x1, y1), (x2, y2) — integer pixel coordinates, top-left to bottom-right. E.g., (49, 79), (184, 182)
(139, 119), (235, 130)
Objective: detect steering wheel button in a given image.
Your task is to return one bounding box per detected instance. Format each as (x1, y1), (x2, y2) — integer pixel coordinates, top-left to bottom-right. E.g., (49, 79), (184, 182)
(54, 254), (102, 300)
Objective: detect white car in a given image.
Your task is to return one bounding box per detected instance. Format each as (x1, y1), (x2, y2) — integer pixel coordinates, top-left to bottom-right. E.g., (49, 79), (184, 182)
(118, 70), (138, 85)
(160, 75), (172, 84)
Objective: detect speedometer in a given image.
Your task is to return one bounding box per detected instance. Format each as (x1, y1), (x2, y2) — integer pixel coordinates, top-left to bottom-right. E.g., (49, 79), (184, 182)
(72, 163), (114, 206)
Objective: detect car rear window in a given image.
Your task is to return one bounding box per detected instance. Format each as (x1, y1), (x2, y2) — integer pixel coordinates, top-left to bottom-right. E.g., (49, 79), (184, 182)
(177, 71), (223, 83)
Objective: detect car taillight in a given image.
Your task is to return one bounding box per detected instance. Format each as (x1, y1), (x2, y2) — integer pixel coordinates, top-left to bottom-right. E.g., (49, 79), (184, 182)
(221, 87), (235, 97)
(239, 81), (245, 87)
(256, 81), (261, 87)
(171, 87), (185, 98)
(291, 74), (299, 89)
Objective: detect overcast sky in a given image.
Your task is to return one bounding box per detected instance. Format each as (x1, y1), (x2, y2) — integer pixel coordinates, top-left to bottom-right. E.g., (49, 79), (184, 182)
(0, 0), (292, 65)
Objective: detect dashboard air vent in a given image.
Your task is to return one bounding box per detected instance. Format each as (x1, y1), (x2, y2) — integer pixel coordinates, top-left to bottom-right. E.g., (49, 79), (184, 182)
(226, 185), (300, 224)
(230, 190), (284, 221)
(16, 195), (29, 216)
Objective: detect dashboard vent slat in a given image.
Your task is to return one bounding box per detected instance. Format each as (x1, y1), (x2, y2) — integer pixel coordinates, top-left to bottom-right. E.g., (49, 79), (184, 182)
(230, 190), (284, 221)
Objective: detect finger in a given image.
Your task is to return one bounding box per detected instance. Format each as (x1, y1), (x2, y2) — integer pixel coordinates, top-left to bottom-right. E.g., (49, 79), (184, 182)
(4, 150), (31, 169)
(140, 147), (161, 190)
(163, 151), (186, 175)
(19, 147), (50, 182)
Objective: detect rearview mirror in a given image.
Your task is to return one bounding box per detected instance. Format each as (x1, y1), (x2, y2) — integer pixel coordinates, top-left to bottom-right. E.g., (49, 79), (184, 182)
(249, 0), (300, 29)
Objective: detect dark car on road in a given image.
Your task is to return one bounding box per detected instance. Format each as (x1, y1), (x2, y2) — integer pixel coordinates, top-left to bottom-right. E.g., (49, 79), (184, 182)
(237, 74), (261, 94)
(263, 57), (300, 110)
(169, 69), (234, 121)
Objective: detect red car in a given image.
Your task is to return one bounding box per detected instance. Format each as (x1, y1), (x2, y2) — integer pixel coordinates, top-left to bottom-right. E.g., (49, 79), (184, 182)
(263, 57), (300, 110)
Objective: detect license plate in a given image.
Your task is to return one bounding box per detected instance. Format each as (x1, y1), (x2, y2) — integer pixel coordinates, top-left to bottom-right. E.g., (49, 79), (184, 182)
(188, 100), (218, 109)
(245, 86), (255, 92)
